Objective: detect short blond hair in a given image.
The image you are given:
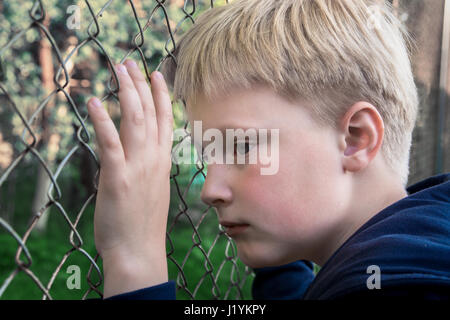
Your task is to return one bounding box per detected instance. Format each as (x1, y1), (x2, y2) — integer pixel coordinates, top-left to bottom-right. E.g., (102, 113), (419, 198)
(161, 0), (419, 187)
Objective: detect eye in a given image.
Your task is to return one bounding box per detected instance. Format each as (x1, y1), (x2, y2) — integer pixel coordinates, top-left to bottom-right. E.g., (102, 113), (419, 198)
(235, 141), (255, 155)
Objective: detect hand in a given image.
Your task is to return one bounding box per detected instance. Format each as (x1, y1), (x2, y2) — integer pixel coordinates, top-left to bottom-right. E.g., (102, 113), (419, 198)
(87, 59), (173, 298)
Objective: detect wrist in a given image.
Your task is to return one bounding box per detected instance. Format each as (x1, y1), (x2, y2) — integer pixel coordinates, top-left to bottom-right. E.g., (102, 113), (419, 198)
(102, 248), (168, 299)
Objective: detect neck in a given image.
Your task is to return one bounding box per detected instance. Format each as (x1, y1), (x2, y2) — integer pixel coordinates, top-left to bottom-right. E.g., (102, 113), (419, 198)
(314, 163), (408, 267)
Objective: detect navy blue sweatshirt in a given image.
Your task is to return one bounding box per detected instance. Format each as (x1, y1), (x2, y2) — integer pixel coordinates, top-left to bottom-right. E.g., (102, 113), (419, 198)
(105, 173), (450, 300)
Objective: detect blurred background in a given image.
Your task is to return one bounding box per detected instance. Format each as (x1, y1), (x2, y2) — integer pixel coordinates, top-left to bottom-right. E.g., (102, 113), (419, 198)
(0, 0), (449, 299)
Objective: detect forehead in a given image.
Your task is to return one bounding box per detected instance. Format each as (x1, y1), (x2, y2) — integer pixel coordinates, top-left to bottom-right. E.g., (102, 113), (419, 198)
(185, 86), (298, 131)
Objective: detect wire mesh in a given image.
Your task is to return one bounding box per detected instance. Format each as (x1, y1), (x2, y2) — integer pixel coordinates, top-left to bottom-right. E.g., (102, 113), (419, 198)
(0, 0), (255, 300)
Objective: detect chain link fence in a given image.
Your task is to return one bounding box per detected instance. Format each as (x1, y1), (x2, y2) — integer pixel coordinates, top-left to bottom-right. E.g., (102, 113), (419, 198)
(0, 0), (255, 300)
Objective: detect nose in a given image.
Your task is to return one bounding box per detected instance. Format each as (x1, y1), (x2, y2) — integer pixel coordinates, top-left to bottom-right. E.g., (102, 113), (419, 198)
(200, 164), (233, 207)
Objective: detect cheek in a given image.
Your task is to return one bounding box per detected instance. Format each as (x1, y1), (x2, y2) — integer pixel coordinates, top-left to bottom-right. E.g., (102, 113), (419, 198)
(237, 156), (306, 234)
(238, 138), (343, 238)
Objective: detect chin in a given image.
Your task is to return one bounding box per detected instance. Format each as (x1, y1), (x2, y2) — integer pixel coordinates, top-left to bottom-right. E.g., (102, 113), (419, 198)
(238, 247), (303, 269)
(238, 252), (290, 269)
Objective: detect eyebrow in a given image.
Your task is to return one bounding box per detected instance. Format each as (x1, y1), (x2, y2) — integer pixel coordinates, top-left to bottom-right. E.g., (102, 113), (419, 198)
(195, 125), (262, 135)
(218, 126), (261, 133)
(192, 126), (262, 150)
(188, 123), (262, 134)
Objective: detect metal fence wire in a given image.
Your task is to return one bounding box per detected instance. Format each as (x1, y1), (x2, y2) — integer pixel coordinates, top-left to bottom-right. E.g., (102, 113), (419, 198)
(0, 0), (256, 300)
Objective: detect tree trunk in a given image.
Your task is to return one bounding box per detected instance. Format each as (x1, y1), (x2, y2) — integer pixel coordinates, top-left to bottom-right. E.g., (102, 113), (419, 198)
(32, 15), (55, 233)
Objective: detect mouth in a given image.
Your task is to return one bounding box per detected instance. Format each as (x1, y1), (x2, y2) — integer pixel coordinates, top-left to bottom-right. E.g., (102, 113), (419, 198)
(220, 221), (250, 237)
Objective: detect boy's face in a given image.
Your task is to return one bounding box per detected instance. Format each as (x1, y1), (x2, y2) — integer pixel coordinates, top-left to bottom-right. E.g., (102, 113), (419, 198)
(186, 86), (351, 268)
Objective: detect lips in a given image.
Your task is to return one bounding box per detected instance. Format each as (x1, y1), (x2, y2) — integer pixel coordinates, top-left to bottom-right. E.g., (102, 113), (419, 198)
(220, 221), (250, 237)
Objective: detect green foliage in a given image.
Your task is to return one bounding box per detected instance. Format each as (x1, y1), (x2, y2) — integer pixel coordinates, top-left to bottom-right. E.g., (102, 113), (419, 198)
(0, 0), (193, 165)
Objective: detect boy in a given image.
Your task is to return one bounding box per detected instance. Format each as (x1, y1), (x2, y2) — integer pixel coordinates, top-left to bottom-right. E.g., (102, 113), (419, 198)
(86, 0), (450, 299)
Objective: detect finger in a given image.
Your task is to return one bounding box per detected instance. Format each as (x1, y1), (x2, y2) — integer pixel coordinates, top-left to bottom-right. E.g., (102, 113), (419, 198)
(150, 71), (174, 152)
(115, 64), (146, 161)
(123, 59), (158, 141)
(87, 97), (125, 171)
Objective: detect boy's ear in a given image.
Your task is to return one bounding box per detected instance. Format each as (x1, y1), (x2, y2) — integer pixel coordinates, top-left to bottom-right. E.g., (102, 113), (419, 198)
(340, 102), (384, 173)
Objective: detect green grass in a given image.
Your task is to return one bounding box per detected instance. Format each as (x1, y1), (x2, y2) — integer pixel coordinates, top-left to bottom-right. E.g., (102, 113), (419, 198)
(167, 227), (254, 300)
(0, 231), (103, 300)
(0, 213), (254, 300)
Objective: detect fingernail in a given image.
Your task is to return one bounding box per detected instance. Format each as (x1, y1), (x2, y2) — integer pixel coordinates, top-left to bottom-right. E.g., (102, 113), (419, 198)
(154, 71), (164, 80)
(124, 59), (138, 69)
(115, 64), (127, 74)
(90, 97), (102, 108)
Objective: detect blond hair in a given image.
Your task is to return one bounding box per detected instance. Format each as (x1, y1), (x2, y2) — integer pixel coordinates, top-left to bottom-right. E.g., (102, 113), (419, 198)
(160, 0), (419, 187)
